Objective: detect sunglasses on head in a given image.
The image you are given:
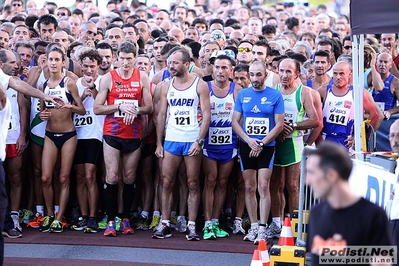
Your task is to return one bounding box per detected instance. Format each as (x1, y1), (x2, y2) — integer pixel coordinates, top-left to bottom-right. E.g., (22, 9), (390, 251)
(344, 46), (352, 50)
(238, 47), (252, 53)
(211, 33), (223, 39)
(57, 12), (66, 16)
(13, 3), (21, 6)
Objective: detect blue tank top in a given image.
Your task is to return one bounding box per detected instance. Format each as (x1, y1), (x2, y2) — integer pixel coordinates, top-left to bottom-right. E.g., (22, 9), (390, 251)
(204, 82), (237, 150)
(306, 79), (333, 89)
(322, 84), (355, 147)
(372, 74), (396, 111)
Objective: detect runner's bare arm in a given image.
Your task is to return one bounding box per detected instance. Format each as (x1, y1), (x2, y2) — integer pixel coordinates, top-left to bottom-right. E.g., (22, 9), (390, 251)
(297, 88), (319, 130)
(138, 70), (153, 115)
(62, 79), (86, 115)
(154, 82), (169, 157)
(197, 79), (211, 140)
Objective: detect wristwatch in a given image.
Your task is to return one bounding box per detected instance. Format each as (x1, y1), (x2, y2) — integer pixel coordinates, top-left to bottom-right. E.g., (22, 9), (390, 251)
(258, 141), (264, 147)
(196, 139), (204, 146)
(289, 122), (298, 129)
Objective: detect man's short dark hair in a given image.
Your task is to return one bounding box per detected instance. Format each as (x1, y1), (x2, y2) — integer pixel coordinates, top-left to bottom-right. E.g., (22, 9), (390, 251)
(285, 17), (299, 31)
(96, 41), (113, 52)
(262, 24), (276, 35)
(191, 18), (208, 31)
(253, 40), (271, 56)
(25, 15), (39, 28)
(118, 41), (137, 56)
(313, 50), (330, 63)
(79, 49), (102, 65)
(308, 141), (353, 181)
(37, 14), (58, 30)
(234, 64), (249, 73)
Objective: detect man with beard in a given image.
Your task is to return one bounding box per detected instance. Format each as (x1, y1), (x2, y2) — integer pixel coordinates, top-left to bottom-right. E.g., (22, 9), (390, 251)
(96, 42), (115, 76)
(154, 48), (210, 241)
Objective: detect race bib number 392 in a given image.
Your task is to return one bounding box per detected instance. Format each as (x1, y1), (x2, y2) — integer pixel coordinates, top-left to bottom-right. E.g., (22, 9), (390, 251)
(208, 127), (232, 145)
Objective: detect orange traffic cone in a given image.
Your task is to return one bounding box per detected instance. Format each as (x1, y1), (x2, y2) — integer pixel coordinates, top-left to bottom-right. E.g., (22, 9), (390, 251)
(277, 217), (295, 246)
(257, 239), (270, 266)
(250, 249), (263, 266)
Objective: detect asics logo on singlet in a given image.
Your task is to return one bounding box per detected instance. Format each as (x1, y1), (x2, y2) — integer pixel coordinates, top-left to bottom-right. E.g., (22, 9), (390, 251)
(248, 119), (266, 125)
(250, 105), (261, 113)
(174, 110), (190, 116)
(285, 113), (293, 118)
(213, 129), (229, 134)
(329, 107), (347, 114)
(169, 98), (194, 106)
(49, 91), (61, 96)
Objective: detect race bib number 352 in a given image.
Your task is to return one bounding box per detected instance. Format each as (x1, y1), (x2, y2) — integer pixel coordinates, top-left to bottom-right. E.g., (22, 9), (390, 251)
(245, 117), (269, 136)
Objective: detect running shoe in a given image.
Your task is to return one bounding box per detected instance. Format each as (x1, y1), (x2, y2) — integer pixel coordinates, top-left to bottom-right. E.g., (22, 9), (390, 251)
(268, 222), (282, 238)
(149, 215), (160, 231)
(115, 216), (122, 232)
(84, 217), (99, 234)
(2, 228), (22, 238)
(11, 213), (22, 232)
(49, 220), (63, 233)
(254, 228), (268, 245)
(136, 215), (149, 231)
(242, 215), (251, 231)
(121, 218), (134, 235)
(233, 218), (246, 235)
(222, 212), (234, 232)
(243, 227), (258, 242)
(98, 214), (108, 230)
(176, 216), (187, 233)
(104, 220), (117, 237)
(152, 222), (172, 239)
(186, 223), (200, 241)
(212, 222), (229, 238)
(39, 216), (54, 232)
(170, 215), (177, 229)
(27, 213), (44, 229)
(70, 216), (88, 231)
(203, 223), (216, 240)
(21, 209), (33, 225)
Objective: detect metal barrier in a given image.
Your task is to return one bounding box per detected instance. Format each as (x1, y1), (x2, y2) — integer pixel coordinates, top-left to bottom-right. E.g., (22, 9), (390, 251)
(296, 146), (319, 247)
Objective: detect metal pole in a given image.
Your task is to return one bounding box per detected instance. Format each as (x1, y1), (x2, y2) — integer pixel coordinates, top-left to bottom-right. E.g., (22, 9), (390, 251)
(297, 146), (315, 246)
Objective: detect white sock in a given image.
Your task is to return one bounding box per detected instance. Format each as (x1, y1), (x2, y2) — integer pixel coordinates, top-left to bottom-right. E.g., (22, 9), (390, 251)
(170, 211), (177, 217)
(36, 205), (44, 215)
(161, 219), (170, 226)
(235, 217), (242, 221)
(188, 221), (195, 227)
(272, 217), (281, 228)
(205, 220), (212, 227)
(153, 211), (160, 217)
(54, 205), (59, 214)
(251, 222), (258, 229)
(177, 215), (185, 220)
(141, 211), (149, 218)
(211, 218), (218, 224)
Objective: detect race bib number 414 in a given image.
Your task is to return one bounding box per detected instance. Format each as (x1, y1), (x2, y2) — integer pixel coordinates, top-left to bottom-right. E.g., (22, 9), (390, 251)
(245, 117), (269, 136)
